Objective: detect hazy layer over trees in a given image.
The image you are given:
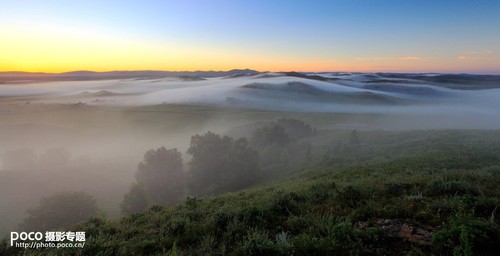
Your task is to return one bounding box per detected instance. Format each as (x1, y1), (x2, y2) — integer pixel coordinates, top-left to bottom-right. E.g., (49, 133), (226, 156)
(20, 192), (98, 231)
(134, 147), (185, 206)
(121, 183), (149, 215)
(188, 132), (260, 196)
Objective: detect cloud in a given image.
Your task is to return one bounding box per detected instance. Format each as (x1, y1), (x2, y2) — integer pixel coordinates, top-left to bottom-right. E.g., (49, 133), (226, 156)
(355, 56), (423, 61)
(458, 50), (494, 61)
(391, 56), (423, 60)
(355, 57), (385, 61)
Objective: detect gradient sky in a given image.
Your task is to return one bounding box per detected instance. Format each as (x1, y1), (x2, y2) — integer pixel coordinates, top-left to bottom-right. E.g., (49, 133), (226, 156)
(1, 0), (499, 73)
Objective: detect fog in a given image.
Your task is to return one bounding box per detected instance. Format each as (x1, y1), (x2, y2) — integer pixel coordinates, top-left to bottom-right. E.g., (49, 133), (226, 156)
(1, 72), (500, 237)
(2, 73), (499, 112)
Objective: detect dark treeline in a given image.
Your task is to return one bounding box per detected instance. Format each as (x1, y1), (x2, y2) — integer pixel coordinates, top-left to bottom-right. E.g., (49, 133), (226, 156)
(119, 118), (316, 216)
(16, 118), (317, 231)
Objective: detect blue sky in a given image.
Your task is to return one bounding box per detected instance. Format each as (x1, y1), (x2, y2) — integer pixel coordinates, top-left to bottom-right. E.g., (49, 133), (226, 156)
(1, 0), (499, 73)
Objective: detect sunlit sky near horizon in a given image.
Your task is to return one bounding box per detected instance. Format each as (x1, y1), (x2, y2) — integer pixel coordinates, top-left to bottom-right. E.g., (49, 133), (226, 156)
(1, 0), (499, 73)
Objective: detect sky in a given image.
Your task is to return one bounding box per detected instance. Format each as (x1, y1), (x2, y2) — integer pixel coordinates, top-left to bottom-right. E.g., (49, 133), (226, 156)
(1, 0), (499, 73)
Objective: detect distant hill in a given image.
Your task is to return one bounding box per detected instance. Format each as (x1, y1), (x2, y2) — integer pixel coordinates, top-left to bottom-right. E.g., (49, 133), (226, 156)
(282, 71), (337, 82)
(375, 73), (500, 89)
(239, 81), (405, 105)
(0, 69), (260, 83)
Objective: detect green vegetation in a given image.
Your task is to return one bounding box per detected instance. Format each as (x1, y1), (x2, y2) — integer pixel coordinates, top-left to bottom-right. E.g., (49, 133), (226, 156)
(188, 132), (260, 196)
(19, 192), (98, 231)
(250, 118), (315, 177)
(121, 183), (149, 215)
(2, 126), (500, 255)
(134, 147), (185, 206)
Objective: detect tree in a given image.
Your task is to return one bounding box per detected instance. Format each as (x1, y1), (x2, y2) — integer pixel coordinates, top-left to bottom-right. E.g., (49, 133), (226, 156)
(121, 183), (149, 215)
(187, 132), (260, 196)
(20, 191), (98, 231)
(251, 125), (290, 149)
(276, 118), (315, 139)
(135, 147), (185, 206)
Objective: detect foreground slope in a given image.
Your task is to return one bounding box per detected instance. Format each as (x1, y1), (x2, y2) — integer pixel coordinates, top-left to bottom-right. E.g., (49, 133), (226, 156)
(2, 130), (499, 255)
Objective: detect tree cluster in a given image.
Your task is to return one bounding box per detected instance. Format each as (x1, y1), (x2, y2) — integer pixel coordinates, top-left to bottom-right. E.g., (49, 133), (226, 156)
(188, 132), (260, 196)
(121, 132), (261, 214)
(250, 118), (316, 170)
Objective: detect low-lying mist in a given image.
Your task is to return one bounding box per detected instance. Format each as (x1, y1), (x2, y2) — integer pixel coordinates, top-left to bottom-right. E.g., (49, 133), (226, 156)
(0, 106), (246, 236)
(1, 73), (499, 122)
(1, 71), (500, 237)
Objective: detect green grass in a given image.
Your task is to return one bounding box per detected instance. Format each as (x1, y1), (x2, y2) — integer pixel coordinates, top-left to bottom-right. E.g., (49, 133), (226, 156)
(2, 129), (500, 255)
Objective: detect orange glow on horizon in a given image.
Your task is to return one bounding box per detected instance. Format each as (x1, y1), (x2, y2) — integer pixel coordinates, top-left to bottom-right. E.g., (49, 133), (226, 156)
(2, 56), (497, 74)
(3, 53), (495, 74)
(1, 22), (498, 74)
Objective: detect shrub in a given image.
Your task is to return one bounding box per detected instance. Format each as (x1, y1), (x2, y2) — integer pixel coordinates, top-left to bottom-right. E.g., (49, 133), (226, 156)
(336, 186), (362, 208)
(305, 182), (336, 203)
(385, 182), (412, 196)
(269, 191), (301, 217)
(283, 215), (313, 235)
(426, 180), (482, 197)
(165, 242), (182, 256)
(432, 214), (500, 255)
(20, 191), (98, 231)
(291, 233), (339, 256)
(238, 229), (273, 256)
(121, 183), (149, 215)
(213, 209), (237, 231)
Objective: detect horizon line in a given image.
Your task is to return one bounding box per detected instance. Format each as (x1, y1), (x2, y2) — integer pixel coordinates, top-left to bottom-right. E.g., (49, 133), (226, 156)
(1, 69), (499, 76)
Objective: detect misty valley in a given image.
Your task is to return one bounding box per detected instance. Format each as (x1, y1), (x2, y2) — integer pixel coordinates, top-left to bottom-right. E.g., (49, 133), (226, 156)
(1, 71), (500, 255)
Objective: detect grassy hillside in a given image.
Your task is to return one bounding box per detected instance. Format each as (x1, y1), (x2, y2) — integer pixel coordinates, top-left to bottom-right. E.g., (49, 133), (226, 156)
(2, 130), (500, 255)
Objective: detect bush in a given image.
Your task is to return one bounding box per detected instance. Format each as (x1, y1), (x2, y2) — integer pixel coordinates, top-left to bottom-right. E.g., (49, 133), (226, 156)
(238, 229), (290, 256)
(20, 191), (98, 231)
(305, 182), (336, 203)
(291, 233), (340, 256)
(335, 186), (362, 208)
(269, 191), (301, 217)
(426, 180), (482, 197)
(432, 214), (500, 255)
(385, 182), (412, 196)
(121, 183), (149, 215)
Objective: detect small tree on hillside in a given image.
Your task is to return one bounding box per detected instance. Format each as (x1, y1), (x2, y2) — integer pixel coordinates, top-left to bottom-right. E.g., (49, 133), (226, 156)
(121, 183), (149, 215)
(20, 191), (98, 231)
(187, 132), (260, 196)
(276, 118), (315, 139)
(135, 147), (185, 206)
(251, 125), (290, 149)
